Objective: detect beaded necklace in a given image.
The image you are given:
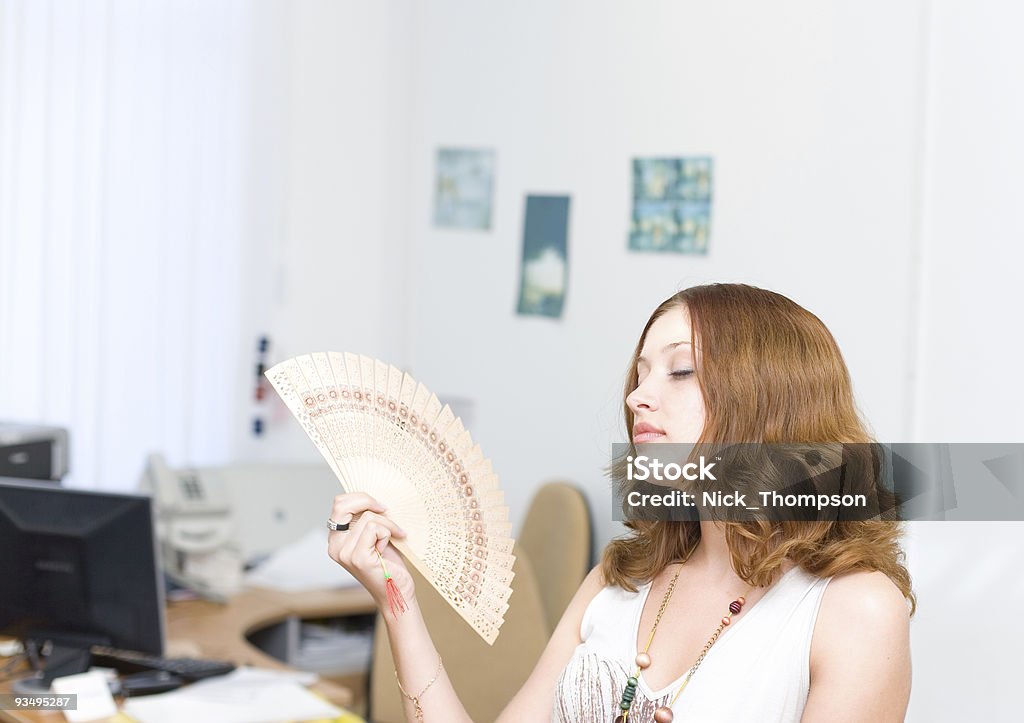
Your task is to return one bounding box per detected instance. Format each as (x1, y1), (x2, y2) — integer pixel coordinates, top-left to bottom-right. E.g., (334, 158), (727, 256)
(614, 560), (753, 723)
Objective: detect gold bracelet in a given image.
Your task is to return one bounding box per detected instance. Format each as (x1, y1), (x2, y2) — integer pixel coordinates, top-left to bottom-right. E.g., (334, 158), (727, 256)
(395, 653), (444, 722)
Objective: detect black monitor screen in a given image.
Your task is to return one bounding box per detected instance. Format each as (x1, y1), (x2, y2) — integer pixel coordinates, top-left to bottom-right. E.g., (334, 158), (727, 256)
(0, 480), (165, 654)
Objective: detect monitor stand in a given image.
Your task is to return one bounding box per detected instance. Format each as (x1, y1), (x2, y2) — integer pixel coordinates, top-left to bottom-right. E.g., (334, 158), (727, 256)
(10, 634), (107, 693)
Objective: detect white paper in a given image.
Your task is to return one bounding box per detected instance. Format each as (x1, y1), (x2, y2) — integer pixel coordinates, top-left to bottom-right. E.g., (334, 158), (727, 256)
(122, 667), (341, 723)
(210, 665), (318, 687)
(0, 639), (23, 657)
(244, 526), (361, 592)
(50, 670), (118, 723)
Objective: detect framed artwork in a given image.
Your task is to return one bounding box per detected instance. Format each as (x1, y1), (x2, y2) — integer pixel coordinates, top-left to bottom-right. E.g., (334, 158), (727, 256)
(516, 195), (571, 319)
(629, 157), (712, 254)
(433, 148), (496, 230)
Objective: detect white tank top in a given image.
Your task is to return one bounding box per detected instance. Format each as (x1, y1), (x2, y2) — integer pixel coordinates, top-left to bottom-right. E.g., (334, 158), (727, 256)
(552, 565), (831, 722)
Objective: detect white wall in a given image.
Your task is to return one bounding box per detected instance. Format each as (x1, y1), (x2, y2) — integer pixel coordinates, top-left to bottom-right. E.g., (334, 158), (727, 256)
(913, 0), (1024, 442)
(902, 2), (1024, 721)
(403, 0), (928, 553)
(232, 0), (414, 463)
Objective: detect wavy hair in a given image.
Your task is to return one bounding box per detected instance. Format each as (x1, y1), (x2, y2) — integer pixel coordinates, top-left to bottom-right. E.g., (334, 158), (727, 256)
(601, 283), (916, 614)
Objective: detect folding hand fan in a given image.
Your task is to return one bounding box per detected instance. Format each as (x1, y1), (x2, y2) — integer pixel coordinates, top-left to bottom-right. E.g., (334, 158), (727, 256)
(265, 352), (515, 645)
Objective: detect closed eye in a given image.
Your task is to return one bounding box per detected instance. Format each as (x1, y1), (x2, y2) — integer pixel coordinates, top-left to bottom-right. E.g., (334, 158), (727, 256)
(670, 369), (694, 378)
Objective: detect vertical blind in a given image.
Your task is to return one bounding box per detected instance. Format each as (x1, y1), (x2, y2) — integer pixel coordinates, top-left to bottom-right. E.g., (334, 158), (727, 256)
(0, 0), (258, 489)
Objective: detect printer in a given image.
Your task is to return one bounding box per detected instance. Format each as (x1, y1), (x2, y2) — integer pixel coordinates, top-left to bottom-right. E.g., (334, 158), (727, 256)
(0, 422), (69, 482)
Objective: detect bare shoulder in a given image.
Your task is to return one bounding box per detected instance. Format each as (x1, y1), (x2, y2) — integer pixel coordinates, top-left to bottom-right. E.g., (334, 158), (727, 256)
(803, 570), (912, 721)
(567, 564), (609, 614)
(813, 570), (910, 656)
(543, 564), (608, 647)
(817, 569), (910, 632)
(580, 563), (608, 592)
(811, 570), (910, 681)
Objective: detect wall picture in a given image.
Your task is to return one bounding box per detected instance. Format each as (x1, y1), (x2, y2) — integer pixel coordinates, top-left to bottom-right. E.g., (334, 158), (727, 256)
(433, 148), (496, 230)
(516, 195), (570, 319)
(629, 156), (712, 254)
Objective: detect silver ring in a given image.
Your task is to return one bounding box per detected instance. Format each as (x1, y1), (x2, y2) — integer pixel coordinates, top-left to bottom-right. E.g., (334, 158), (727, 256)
(327, 518), (350, 532)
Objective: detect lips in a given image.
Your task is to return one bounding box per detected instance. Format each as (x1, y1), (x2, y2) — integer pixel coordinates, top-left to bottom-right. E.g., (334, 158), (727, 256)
(632, 422), (666, 444)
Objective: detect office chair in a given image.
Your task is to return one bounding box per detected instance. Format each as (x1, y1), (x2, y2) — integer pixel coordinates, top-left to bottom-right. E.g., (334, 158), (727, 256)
(517, 481), (592, 631)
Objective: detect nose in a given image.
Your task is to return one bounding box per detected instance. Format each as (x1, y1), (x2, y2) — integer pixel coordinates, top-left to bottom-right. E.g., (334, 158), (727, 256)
(627, 379), (658, 414)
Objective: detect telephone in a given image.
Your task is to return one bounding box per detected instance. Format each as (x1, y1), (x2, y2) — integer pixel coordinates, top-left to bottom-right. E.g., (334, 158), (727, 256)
(139, 454), (345, 600)
(140, 454), (241, 600)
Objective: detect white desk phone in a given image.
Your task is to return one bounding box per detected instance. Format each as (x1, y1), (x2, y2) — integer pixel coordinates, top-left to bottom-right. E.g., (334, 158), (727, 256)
(139, 454), (343, 599)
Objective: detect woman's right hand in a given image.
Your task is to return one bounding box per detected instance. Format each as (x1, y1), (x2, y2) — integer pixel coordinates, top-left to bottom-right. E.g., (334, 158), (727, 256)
(326, 492), (416, 613)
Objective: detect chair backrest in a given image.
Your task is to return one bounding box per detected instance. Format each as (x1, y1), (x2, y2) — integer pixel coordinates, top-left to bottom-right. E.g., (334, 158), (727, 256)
(369, 544), (550, 722)
(517, 481), (592, 631)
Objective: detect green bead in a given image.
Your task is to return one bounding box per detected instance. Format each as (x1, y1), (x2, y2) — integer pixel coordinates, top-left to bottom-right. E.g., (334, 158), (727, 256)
(623, 691), (635, 701)
(627, 676), (638, 687)
(620, 701), (632, 710)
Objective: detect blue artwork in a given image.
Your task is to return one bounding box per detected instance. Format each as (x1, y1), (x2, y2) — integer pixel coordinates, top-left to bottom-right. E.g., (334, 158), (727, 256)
(433, 148), (495, 230)
(516, 195), (571, 319)
(629, 157), (712, 254)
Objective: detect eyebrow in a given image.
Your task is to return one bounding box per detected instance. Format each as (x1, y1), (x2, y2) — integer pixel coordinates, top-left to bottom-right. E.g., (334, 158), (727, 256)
(637, 340), (692, 365)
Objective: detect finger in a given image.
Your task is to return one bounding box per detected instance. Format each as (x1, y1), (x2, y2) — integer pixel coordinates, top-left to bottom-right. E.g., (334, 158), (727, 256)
(345, 509), (406, 541)
(343, 512), (402, 557)
(342, 519), (393, 568)
(331, 492), (388, 522)
(328, 511), (405, 570)
(327, 529), (354, 564)
(375, 528), (391, 555)
(378, 542), (403, 566)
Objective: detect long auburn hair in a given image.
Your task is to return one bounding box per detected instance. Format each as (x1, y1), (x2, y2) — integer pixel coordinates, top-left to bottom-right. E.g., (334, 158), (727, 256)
(601, 283), (916, 614)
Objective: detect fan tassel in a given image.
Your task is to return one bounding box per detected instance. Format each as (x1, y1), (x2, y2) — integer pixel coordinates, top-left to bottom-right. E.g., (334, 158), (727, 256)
(378, 552), (408, 617)
(385, 575), (408, 617)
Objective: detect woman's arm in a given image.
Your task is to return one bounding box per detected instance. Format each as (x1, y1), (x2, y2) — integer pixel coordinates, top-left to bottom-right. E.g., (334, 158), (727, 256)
(380, 565), (607, 722)
(328, 492), (606, 721)
(801, 570), (912, 723)
(382, 599), (472, 722)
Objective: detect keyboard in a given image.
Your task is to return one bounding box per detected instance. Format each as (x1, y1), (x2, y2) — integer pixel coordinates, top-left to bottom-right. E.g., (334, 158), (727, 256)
(89, 645), (236, 681)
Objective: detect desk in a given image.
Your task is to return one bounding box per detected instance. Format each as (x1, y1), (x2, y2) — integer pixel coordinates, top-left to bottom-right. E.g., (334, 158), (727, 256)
(1, 585), (377, 723)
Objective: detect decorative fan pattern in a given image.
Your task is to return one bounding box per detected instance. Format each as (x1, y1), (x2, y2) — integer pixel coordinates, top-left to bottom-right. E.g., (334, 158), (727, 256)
(265, 352), (515, 644)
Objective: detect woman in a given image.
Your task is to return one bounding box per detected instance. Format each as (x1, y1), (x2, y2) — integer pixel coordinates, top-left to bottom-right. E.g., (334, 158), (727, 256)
(327, 283), (914, 722)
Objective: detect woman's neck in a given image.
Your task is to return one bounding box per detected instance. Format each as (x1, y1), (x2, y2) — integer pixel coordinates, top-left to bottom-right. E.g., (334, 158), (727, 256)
(686, 520), (740, 584)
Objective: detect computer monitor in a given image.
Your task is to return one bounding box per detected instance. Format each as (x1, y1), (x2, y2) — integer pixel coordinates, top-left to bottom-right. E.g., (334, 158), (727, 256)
(0, 479), (165, 683)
